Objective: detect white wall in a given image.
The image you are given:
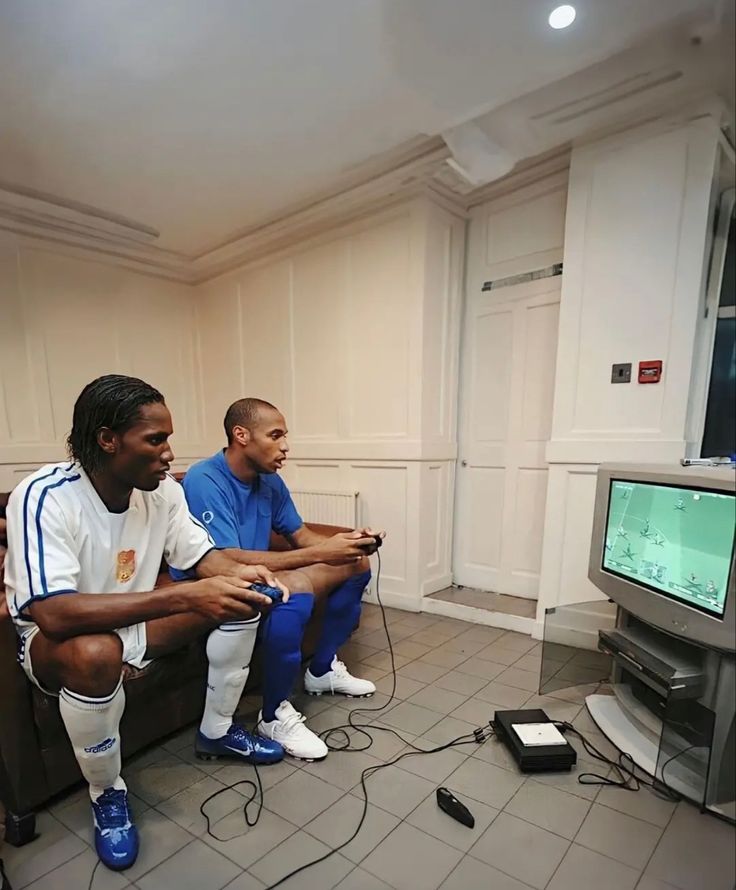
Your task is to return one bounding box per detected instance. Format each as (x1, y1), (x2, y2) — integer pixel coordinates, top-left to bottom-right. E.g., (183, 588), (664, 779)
(0, 200), (465, 611)
(465, 175), (567, 289)
(196, 198), (466, 609)
(536, 111), (725, 638)
(0, 239), (204, 490)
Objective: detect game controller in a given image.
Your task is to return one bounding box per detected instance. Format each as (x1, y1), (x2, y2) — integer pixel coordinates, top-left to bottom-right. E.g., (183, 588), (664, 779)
(436, 787), (475, 828)
(358, 534), (383, 550)
(249, 582), (284, 604)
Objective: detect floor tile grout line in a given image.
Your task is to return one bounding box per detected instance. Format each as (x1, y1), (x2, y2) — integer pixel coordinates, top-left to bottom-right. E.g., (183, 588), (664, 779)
(13, 811), (95, 889)
(19, 619), (558, 890)
(591, 790), (678, 829)
(634, 797), (681, 887)
(130, 832), (260, 890)
(296, 788), (394, 864)
(495, 790), (597, 847)
(144, 777), (306, 881)
(546, 837), (664, 890)
(465, 828), (566, 890)
(163, 792), (307, 882)
(243, 814), (355, 890)
(564, 793), (666, 878)
(466, 852), (539, 890)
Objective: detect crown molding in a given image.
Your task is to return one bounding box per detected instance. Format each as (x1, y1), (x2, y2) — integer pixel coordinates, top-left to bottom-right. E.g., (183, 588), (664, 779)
(189, 141), (453, 281)
(0, 221), (196, 282)
(0, 138), (457, 285)
(0, 139), (573, 284)
(0, 181), (162, 243)
(463, 145), (571, 209)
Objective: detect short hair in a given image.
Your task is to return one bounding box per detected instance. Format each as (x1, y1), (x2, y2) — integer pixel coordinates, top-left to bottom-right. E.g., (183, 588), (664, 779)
(224, 398), (278, 444)
(67, 375), (165, 473)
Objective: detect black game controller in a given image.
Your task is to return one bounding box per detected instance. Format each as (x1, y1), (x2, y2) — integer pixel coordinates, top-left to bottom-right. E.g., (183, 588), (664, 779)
(358, 534), (383, 551)
(249, 582), (284, 604)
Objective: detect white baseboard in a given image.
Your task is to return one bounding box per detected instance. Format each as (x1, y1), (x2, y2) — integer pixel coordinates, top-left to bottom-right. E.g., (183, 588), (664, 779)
(361, 589), (422, 613)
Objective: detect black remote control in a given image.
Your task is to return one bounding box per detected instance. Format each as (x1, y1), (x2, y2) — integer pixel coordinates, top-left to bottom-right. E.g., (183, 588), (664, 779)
(436, 787), (475, 828)
(249, 582), (284, 604)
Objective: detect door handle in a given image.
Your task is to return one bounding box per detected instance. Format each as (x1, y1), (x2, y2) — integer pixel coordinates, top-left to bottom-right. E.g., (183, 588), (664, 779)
(461, 460), (468, 467)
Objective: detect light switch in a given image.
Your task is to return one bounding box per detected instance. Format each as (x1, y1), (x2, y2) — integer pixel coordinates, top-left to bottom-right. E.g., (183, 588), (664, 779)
(611, 363), (632, 383)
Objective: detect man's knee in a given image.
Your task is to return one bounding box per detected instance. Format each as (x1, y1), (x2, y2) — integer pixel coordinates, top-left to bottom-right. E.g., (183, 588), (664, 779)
(351, 556), (371, 577)
(67, 634), (123, 690)
(277, 569), (314, 595)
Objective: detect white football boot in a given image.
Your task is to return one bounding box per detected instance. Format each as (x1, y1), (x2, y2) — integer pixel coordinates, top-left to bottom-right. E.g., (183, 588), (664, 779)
(304, 657), (376, 697)
(256, 700), (328, 761)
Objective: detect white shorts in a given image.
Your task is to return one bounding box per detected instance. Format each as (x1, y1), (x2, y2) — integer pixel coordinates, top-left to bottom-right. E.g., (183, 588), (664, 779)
(17, 622), (152, 696)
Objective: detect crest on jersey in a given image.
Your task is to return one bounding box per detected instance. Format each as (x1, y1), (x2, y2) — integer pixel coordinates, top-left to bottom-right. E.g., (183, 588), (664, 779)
(116, 550), (136, 583)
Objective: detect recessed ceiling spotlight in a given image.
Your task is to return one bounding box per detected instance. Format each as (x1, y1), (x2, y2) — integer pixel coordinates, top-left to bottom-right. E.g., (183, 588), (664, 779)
(549, 5), (576, 29)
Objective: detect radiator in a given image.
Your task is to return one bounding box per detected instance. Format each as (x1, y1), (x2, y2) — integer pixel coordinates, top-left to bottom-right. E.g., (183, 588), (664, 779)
(290, 489), (359, 529)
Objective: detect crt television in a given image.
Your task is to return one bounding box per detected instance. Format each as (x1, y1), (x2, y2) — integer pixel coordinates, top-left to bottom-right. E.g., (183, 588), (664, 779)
(589, 464), (736, 653)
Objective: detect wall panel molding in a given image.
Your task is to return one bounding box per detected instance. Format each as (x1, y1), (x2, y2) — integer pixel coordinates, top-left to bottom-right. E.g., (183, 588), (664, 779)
(0, 246), (209, 476)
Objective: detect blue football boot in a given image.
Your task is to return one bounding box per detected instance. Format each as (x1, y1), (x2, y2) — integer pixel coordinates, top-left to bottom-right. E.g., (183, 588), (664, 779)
(91, 787), (139, 871)
(195, 723), (284, 764)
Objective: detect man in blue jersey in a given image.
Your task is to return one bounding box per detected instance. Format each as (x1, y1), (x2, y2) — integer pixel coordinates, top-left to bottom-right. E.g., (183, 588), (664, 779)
(180, 398), (384, 760)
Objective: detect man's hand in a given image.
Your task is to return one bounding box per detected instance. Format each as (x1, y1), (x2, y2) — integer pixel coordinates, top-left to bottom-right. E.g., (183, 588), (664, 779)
(313, 531), (381, 565)
(355, 527), (386, 556)
(231, 564), (290, 603)
(184, 575), (279, 622)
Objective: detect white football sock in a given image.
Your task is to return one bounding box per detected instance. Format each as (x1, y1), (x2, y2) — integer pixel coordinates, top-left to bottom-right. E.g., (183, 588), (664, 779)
(59, 678), (126, 801)
(200, 617), (259, 739)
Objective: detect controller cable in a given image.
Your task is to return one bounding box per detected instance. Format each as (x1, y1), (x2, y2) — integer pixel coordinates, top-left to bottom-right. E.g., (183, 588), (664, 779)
(194, 549), (493, 889)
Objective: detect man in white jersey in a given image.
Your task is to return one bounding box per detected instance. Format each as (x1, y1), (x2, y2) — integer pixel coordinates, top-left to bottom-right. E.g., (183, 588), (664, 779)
(0, 521), (11, 890)
(3, 375), (300, 872)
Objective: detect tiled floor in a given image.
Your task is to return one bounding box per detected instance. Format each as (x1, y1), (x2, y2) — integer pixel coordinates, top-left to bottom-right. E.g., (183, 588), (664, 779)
(5, 605), (735, 890)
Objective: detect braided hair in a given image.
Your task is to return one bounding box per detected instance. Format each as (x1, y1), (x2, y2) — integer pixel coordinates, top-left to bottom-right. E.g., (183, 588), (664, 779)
(67, 375), (165, 474)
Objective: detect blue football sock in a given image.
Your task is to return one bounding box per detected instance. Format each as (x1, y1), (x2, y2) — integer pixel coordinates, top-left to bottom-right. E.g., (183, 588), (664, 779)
(260, 593), (314, 722)
(310, 569), (371, 677)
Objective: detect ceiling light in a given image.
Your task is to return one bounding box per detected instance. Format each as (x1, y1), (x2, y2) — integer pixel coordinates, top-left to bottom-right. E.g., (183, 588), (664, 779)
(548, 5), (576, 29)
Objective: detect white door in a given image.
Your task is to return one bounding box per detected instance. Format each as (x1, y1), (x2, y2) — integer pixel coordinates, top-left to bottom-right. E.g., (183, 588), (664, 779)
(453, 277), (560, 597)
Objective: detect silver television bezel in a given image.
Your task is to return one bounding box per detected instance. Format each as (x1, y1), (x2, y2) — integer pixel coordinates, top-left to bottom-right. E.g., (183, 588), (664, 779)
(589, 463), (736, 653)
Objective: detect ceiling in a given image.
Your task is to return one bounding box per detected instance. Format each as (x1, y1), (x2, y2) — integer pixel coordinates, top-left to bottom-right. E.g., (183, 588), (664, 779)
(0, 0), (728, 255)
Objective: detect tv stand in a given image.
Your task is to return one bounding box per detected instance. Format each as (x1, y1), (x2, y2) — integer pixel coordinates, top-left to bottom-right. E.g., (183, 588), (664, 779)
(589, 606), (735, 820)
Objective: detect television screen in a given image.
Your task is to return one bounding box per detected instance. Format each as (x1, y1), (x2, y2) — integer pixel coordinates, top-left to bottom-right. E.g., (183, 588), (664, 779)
(602, 480), (735, 618)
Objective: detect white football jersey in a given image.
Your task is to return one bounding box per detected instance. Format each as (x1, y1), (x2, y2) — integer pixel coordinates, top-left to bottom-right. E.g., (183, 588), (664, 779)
(4, 462), (214, 628)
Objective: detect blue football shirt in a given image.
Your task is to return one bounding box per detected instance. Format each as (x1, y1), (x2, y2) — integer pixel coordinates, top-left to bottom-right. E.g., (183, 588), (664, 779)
(171, 450), (303, 579)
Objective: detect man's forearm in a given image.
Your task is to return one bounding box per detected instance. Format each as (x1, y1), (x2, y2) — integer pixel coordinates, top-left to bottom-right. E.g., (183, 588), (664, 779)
(218, 546), (324, 572)
(29, 585), (197, 641)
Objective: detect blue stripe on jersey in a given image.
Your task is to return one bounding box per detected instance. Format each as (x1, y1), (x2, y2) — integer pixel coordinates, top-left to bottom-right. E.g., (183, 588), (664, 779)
(22, 467), (65, 599)
(15, 588), (77, 622)
(36, 475), (80, 595)
(22, 468), (80, 599)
